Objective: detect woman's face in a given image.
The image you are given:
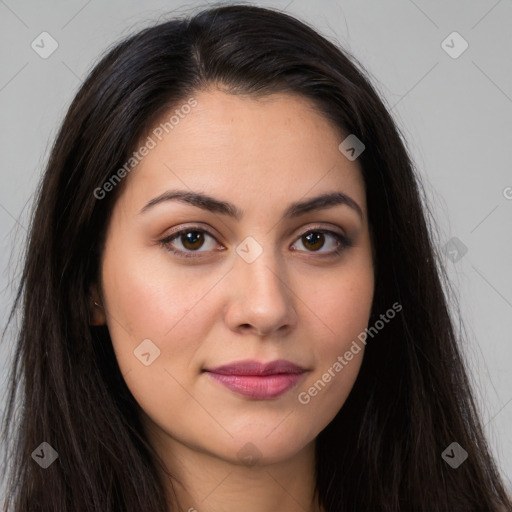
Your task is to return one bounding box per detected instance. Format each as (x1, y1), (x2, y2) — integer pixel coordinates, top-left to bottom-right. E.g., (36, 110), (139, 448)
(93, 89), (374, 466)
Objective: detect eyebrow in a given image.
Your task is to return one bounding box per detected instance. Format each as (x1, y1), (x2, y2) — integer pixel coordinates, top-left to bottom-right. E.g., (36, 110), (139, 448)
(139, 189), (363, 220)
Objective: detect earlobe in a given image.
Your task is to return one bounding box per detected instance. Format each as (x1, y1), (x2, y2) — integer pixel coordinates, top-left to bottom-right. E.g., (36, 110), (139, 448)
(88, 284), (107, 326)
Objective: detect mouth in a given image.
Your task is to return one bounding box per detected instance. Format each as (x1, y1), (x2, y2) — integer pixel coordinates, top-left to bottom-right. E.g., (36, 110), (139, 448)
(203, 359), (307, 399)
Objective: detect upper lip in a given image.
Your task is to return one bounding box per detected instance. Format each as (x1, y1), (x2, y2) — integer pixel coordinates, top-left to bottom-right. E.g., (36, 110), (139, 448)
(204, 359), (306, 376)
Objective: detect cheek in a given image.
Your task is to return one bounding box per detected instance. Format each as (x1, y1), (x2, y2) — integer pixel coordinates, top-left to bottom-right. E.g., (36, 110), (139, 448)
(99, 241), (225, 383)
(293, 257), (373, 430)
(310, 278), (373, 335)
(102, 240), (221, 335)
(299, 251), (374, 351)
(100, 246), (224, 436)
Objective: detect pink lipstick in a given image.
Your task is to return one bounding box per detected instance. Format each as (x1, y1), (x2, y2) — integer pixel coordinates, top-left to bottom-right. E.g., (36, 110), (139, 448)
(203, 359), (306, 399)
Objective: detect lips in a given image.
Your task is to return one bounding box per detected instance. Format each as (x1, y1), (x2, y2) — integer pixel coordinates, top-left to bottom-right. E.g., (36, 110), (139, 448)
(203, 359), (307, 399)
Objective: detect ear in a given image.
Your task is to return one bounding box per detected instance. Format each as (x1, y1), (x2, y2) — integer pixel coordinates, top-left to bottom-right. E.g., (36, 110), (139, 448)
(88, 283), (107, 326)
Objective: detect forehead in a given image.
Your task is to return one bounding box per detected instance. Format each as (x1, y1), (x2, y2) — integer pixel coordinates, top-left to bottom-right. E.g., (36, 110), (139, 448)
(122, 89), (366, 213)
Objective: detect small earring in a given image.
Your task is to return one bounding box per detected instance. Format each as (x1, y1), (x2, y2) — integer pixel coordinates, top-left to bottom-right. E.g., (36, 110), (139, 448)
(90, 296), (105, 325)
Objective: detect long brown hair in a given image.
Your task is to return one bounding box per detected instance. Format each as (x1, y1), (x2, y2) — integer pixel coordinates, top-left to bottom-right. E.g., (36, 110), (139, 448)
(2, 4), (510, 511)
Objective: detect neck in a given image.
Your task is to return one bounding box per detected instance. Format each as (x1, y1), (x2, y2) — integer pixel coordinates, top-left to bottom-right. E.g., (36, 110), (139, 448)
(146, 423), (324, 512)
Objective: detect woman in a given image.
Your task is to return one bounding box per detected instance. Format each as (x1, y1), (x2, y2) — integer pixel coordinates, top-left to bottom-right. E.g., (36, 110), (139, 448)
(1, 4), (510, 511)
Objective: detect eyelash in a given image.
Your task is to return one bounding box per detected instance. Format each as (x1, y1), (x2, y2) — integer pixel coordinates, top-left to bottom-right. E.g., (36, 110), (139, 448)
(158, 225), (352, 260)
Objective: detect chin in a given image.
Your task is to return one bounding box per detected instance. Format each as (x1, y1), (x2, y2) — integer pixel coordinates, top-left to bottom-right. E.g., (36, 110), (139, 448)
(213, 430), (314, 467)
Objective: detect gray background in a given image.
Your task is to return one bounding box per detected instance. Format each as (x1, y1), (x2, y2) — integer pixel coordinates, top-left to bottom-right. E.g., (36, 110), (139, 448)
(1, 0), (511, 492)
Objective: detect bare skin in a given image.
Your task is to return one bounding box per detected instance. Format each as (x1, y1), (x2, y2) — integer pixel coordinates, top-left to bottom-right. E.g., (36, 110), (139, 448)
(91, 89), (374, 512)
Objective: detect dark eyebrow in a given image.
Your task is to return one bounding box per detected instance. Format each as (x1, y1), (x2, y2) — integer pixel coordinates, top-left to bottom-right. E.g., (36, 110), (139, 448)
(139, 189), (363, 220)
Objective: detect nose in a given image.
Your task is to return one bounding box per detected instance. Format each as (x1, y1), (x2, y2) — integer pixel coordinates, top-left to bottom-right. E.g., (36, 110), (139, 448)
(223, 247), (298, 338)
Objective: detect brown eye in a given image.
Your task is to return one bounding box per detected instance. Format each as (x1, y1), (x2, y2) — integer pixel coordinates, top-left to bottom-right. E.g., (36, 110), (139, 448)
(180, 231), (206, 250)
(302, 232), (326, 251)
(159, 227), (220, 258)
(291, 230), (350, 255)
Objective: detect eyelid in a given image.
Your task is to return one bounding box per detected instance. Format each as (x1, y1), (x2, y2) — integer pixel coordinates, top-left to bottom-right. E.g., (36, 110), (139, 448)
(296, 222), (347, 239)
(160, 223), (220, 241)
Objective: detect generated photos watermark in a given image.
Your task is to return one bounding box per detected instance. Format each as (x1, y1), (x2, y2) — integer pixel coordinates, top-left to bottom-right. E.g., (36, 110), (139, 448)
(298, 301), (402, 404)
(93, 97), (198, 200)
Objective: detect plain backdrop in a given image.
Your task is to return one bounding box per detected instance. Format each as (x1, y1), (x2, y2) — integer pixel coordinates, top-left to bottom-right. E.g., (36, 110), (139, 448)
(1, 0), (511, 494)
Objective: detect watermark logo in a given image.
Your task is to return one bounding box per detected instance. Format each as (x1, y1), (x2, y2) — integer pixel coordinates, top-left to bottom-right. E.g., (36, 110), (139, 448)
(442, 442), (468, 468)
(443, 236), (468, 263)
(31, 442), (59, 468)
(441, 31), (468, 59)
(236, 236), (263, 263)
(338, 134), (365, 161)
(31, 32), (58, 59)
(134, 338), (161, 366)
(237, 442), (262, 466)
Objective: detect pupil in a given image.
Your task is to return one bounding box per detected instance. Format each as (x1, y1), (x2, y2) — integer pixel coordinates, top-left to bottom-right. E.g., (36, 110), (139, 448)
(304, 232), (324, 250)
(183, 231), (204, 249)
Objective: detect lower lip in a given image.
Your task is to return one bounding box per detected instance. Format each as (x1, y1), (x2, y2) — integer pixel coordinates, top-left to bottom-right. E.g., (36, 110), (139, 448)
(205, 372), (305, 399)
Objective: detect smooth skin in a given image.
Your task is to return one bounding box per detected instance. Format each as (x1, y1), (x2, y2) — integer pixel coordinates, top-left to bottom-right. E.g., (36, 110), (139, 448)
(90, 89), (374, 512)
